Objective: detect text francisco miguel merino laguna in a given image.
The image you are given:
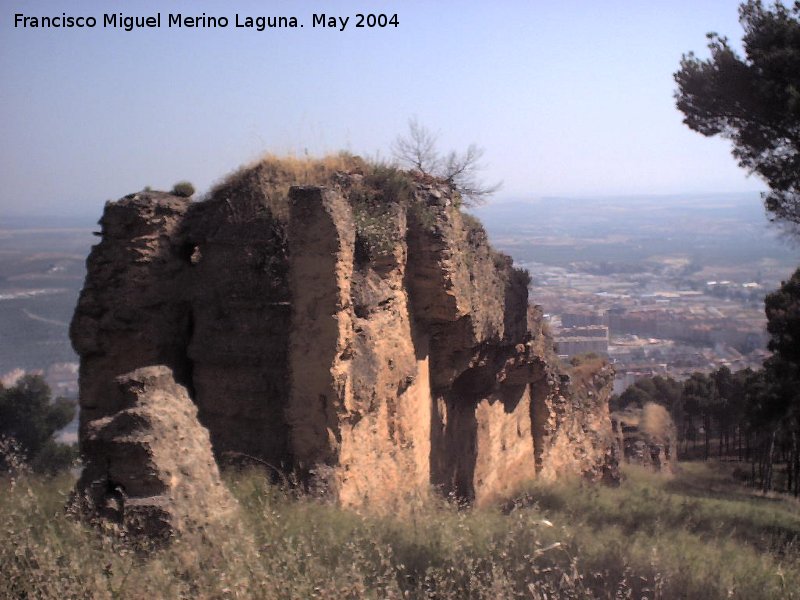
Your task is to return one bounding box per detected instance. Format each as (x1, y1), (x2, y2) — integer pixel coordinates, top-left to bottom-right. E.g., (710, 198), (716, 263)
(13, 12), (398, 32)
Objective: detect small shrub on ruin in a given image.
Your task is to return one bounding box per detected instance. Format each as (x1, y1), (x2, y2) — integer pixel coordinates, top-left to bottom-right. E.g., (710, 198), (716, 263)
(170, 181), (195, 197)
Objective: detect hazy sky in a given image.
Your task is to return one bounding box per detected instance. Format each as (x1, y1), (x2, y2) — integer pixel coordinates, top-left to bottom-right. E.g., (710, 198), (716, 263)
(1, 0), (767, 217)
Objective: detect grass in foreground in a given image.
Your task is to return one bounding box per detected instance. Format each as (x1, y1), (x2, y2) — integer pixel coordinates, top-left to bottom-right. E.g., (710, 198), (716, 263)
(1, 462), (798, 599)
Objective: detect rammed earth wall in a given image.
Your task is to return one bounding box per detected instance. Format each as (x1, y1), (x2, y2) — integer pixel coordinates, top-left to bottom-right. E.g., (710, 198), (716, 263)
(71, 166), (618, 512)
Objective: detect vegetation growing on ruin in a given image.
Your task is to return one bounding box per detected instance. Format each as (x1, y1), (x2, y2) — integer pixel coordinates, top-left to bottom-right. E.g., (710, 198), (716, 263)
(2, 462), (797, 599)
(204, 152), (491, 263)
(349, 163), (415, 261)
(170, 181), (195, 198)
(205, 152), (369, 221)
(392, 118), (502, 206)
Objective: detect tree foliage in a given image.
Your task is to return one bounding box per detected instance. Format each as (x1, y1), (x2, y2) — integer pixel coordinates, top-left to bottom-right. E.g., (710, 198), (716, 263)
(0, 374), (76, 474)
(733, 270), (800, 493)
(763, 269), (800, 459)
(765, 266), (800, 361)
(392, 118), (501, 205)
(615, 375), (681, 413)
(674, 0), (800, 225)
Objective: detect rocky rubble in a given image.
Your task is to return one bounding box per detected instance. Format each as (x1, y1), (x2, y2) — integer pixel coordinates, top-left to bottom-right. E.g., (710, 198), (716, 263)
(74, 366), (236, 538)
(612, 402), (677, 473)
(71, 157), (619, 523)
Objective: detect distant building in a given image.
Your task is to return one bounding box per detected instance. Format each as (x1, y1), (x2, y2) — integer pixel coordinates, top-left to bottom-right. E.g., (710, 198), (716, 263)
(605, 307), (766, 353)
(555, 325), (609, 357)
(559, 325), (608, 339)
(556, 337), (608, 357)
(561, 312), (606, 328)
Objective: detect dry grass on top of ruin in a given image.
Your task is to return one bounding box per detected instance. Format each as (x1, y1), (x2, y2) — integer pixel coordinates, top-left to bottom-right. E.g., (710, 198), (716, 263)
(200, 151), (507, 266)
(204, 152), (445, 222)
(206, 152), (366, 220)
(2, 461), (799, 599)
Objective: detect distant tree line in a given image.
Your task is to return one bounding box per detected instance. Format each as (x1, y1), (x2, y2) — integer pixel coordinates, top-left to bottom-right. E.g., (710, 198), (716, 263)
(613, 269), (800, 496)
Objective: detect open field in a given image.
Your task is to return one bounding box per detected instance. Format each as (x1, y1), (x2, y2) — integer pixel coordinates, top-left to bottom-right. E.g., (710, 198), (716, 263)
(0, 220), (93, 378)
(473, 194), (800, 296)
(1, 461), (798, 599)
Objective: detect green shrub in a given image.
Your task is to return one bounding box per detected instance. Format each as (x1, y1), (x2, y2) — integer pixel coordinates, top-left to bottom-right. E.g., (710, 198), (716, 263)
(170, 181), (195, 197)
(29, 441), (77, 475)
(349, 164), (415, 261)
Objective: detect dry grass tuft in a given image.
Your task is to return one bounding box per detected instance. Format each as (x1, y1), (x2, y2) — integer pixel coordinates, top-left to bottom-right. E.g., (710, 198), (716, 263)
(641, 401), (674, 442)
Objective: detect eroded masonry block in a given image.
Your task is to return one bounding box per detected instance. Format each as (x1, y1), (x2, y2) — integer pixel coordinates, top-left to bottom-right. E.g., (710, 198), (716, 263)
(75, 366), (236, 538)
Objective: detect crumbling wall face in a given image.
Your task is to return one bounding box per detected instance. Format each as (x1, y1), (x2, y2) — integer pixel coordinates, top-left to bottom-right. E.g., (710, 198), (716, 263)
(286, 187), (355, 469)
(472, 385), (535, 506)
(405, 189), (514, 390)
(182, 196), (292, 467)
(406, 185), (542, 502)
(537, 362), (620, 484)
(427, 342), (549, 503)
(70, 193), (193, 432)
(287, 187), (431, 509)
(72, 190), (295, 470)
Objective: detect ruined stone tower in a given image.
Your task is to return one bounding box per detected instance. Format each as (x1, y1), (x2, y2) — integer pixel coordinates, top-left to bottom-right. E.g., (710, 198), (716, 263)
(71, 156), (618, 520)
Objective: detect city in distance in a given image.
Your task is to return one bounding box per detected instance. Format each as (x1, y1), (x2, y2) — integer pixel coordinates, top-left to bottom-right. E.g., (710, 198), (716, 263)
(474, 192), (800, 392)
